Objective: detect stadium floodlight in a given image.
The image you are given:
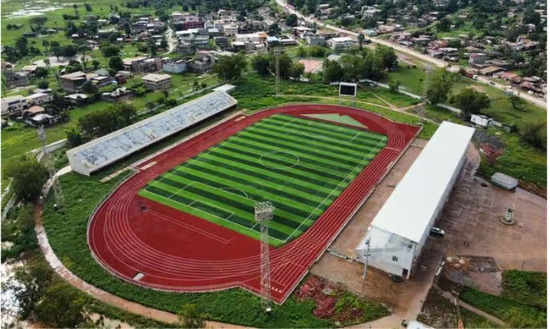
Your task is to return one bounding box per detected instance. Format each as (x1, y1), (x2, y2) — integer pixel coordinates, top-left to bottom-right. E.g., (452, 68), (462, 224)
(362, 238), (371, 280)
(255, 201), (275, 312)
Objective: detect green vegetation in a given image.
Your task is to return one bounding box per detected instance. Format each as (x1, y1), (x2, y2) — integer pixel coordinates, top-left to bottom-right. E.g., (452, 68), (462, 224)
(140, 114), (387, 246)
(2, 154), (48, 202)
(460, 286), (546, 328)
(501, 270), (547, 308)
(42, 173), (337, 327)
(1, 204), (37, 262)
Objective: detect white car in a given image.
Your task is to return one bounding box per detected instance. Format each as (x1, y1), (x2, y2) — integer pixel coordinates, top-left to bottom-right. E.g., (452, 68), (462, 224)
(430, 227), (445, 237)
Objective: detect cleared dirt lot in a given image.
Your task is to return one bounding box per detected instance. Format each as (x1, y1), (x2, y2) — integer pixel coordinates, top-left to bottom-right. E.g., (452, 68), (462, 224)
(311, 141), (547, 324)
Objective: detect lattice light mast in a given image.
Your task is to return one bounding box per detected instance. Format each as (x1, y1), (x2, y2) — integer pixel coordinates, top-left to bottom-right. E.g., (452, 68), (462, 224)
(254, 201), (274, 312)
(38, 125), (64, 208)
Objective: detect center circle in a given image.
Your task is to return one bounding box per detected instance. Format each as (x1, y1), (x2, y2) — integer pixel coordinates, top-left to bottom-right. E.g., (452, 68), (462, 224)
(259, 151), (300, 170)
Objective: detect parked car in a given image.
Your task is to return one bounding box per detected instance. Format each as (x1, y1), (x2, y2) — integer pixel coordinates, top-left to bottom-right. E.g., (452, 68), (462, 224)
(430, 227), (445, 237)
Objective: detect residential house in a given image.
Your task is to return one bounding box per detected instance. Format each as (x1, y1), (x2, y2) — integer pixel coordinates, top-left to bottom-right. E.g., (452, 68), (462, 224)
(214, 36), (229, 49)
(235, 32), (268, 44)
(21, 65), (39, 75)
(468, 53), (488, 65)
(177, 41), (195, 55)
(60, 71), (88, 92)
(101, 87), (134, 103)
(326, 37), (355, 50)
(142, 73), (171, 90)
(495, 72), (521, 84)
(26, 93), (53, 105)
(3, 70), (31, 87)
(306, 35), (325, 46)
(172, 12), (185, 22)
(25, 113), (62, 127)
(163, 59), (188, 73)
(123, 57), (162, 72)
(1, 95), (27, 116)
(65, 93), (89, 105)
(480, 66), (505, 76)
(23, 105), (45, 117)
(223, 25), (239, 36)
(183, 14), (204, 30)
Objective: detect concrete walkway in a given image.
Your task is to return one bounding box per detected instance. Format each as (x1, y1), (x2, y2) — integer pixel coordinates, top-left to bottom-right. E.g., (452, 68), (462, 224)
(34, 205), (246, 328)
(441, 292), (507, 326)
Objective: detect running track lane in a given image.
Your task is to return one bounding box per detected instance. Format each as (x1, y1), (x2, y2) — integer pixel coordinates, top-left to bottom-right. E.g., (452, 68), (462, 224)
(88, 105), (420, 304)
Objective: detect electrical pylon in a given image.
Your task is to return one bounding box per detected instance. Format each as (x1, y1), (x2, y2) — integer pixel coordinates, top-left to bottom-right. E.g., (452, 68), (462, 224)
(38, 125), (64, 208)
(254, 201), (274, 312)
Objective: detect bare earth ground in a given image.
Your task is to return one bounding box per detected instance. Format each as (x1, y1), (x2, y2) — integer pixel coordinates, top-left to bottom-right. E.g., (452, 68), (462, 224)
(313, 141), (547, 327)
(298, 59), (323, 74)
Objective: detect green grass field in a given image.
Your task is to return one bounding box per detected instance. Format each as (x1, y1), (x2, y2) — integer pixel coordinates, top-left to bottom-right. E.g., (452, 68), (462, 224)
(139, 114), (387, 246)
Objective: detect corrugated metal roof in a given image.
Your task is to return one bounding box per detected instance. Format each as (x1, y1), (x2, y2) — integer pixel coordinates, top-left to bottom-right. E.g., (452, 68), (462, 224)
(370, 121), (474, 243)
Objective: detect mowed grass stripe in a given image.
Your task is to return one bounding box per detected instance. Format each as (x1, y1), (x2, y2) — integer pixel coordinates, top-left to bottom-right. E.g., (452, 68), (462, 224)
(247, 126), (377, 161)
(201, 151), (338, 195)
(141, 189), (289, 244)
(149, 181), (297, 236)
(163, 168), (316, 219)
(156, 176), (315, 229)
(174, 165), (324, 215)
(234, 134), (360, 169)
(211, 147), (342, 187)
(187, 159), (330, 205)
(259, 122), (384, 154)
(220, 143), (350, 180)
(270, 115), (388, 144)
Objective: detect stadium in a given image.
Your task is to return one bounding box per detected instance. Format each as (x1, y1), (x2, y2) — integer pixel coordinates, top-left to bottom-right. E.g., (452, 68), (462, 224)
(66, 88), (429, 304)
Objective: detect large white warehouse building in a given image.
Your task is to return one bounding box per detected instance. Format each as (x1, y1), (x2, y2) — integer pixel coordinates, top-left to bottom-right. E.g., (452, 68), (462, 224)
(355, 121), (475, 279)
(67, 91), (237, 176)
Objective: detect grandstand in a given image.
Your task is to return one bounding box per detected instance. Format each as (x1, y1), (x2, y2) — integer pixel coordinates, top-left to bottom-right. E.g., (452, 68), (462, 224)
(66, 91), (237, 176)
(355, 121), (475, 279)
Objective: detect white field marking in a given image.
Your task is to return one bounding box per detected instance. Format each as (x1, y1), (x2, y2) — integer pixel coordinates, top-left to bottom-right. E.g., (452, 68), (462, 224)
(167, 181), (195, 199)
(349, 132), (360, 143)
(281, 117), (298, 128)
(219, 187), (249, 199)
(152, 180), (287, 244)
(258, 151), (301, 170)
(282, 138), (386, 242)
(188, 199), (235, 222)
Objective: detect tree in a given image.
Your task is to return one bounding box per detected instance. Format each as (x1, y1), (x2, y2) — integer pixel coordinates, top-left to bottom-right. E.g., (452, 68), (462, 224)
(37, 81), (49, 89)
(73, 3), (78, 16)
(340, 55), (365, 82)
(375, 45), (398, 71)
(35, 283), (89, 327)
(286, 13), (298, 27)
(436, 18), (452, 32)
(79, 104), (136, 138)
(251, 53), (271, 75)
(147, 38), (158, 56)
(518, 120), (547, 149)
(65, 125), (83, 147)
(267, 23), (281, 36)
(269, 52), (293, 80)
(91, 59), (100, 70)
(178, 304), (206, 328)
(15, 37), (29, 57)
(289, 62), (305, 80)
(13, 255), (54, 320)
(212, 53), (247, 82)
(389, 79), (401, 93)
(297, 46), (306, 58)
(3, 155), (48, 202)
(322, 59), (344, 83)
(101, 45), (120, 57)
(509, 95), (521, 109)
(109, 56), (124, 72)
(81, 81), (98, 95)
(34, 67), (49, 78)
(450, 88), (491, 116)
(84, 3), (93, 12)
(41, 40), (50, 53)
(425, 68), (454, 104)
(357, 33), (365, 50)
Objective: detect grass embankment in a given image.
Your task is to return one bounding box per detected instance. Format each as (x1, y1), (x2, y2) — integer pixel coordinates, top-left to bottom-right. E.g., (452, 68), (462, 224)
(42, 172), (389, 327)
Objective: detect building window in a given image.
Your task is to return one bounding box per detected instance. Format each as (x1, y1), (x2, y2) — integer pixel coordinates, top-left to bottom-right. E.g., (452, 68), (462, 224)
(392, 256), (398, 262)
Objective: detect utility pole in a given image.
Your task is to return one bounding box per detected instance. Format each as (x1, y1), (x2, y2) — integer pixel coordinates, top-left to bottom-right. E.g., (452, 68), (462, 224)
(274, 47), (283, 97)
(255, 201), (274, 312)
(362, 238), (371, 280)
(38, 125), (64, 209)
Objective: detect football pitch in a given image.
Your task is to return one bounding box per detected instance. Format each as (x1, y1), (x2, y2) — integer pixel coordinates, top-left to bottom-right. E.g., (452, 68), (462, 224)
(138, 114), (387, 246)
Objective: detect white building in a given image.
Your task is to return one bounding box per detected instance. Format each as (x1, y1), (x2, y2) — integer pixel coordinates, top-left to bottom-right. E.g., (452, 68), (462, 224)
(1, 95), (27, 116)
(235, 32), (267, 44)
(223, 25), (239, 36)
(66, 91), (238, 176)
(26, 93), (53, 105)
(355, 122), (475, 279)
(327, 37), (355, 50)
(470, 114), (492, 127)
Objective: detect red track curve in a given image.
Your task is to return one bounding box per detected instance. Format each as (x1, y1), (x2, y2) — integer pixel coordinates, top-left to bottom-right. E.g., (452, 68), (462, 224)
(88, 105), (420, 304)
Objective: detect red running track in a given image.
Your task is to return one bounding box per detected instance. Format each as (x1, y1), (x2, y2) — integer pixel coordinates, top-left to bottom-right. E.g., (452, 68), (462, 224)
(88, 105), (420, 304)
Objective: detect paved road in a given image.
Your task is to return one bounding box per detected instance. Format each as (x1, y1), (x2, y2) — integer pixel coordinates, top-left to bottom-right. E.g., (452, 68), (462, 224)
(275, 0), (547, 110)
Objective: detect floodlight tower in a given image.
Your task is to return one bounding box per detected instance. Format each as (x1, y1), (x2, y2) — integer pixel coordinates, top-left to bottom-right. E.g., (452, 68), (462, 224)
(362, 238), (371, 280)
(255, 201), (274, 312)
(38, 125), (64, 208)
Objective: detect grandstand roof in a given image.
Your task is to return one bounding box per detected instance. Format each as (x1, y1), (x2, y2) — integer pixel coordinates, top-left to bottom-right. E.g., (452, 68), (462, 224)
(369, 121), (474, 243)
(66, 91), (237, 176)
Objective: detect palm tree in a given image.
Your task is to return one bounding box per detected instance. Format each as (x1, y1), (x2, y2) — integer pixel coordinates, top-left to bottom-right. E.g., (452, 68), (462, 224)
(73, 4), (78, 16)
(42, 40), (50, 53)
